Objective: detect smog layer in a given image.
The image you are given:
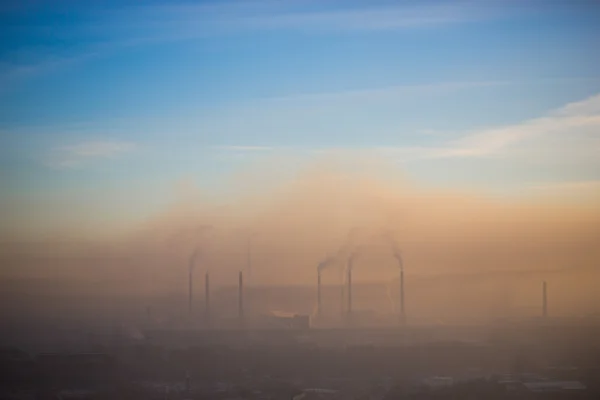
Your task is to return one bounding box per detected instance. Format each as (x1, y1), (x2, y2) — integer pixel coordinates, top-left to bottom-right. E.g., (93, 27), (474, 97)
(1, 160), (600, 324)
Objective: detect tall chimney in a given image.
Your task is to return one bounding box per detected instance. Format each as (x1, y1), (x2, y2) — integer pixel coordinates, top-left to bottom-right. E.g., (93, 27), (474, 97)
(188, 264), (194, 317)
(542, 281), (547, 318)
(347, 261), (353, 324)
(205, 272), (210, 326)
(400, 268), (405, 324)
(238, 271), (244, 326)
(317, 270), (322, 317)
(340, 279), (345, 321)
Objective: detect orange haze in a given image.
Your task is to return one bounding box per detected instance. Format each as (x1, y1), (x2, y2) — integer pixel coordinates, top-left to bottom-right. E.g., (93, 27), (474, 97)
(1, 160), (599, 320)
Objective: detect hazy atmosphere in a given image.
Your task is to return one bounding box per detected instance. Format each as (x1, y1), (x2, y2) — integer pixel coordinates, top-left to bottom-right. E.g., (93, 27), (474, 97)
(2, 1), (600, 399)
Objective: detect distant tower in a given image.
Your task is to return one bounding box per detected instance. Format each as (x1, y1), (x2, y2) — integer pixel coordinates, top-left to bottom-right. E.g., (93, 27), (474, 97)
(340, 277), (346, 322)
(188, 262), (194, 317)
(399, 267), (406, 324)
(347, 259), (353, 325)
(317, 270), (322, 317)
(205, 272), (210, 326)
(542, 281), (548, 318)
(238, 271), (244, 327)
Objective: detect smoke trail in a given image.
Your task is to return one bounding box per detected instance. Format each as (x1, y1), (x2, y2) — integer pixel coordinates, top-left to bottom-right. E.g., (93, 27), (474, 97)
(346, 251), (358, 273)
(340, 261), (347, 316)
(333, 226), (363, 272)
(167, 224), (207, 244)
(337, 234), (360, 317)
(317, 226), (362, 276)
(341, 226), (362, 254)
(385, 230), (403, 271)
(337, 226), (373, 309)
(188, 247), (201, 273)
(317, 256), (335, 272)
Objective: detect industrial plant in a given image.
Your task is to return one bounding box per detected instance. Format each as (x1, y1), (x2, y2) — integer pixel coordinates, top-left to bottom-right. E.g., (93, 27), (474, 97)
(126, 225), (582, 341)
(2, 224), (599, 400)
(168, 227), (417, 333)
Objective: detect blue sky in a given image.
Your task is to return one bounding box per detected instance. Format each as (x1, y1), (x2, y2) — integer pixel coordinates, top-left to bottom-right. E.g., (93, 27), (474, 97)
(1, 0), (600, 237)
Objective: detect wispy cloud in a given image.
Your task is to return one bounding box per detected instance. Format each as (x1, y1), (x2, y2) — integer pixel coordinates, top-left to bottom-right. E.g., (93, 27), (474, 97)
(257, 80), (509, 105)
(0, 53), (103, 93)
(0, 1), (501, 85)
(112, 1), (492, 36)
(255, 92), (600, 172)
(239, 2), (485, 32)
(215, 91), (600, 161)
(39, 92), (600, 172)
(45, 140), (137, 169)
(409, 93), (600, 160)
(214, 145), (275, 152)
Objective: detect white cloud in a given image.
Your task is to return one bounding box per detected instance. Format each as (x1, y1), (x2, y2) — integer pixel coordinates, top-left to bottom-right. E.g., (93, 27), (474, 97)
(45, 140), (137, 169)
(555, 92), (600, 117)
(411, 94), (600, 160)
(186, 92), (600, 169)
(261, 93), (600, 192)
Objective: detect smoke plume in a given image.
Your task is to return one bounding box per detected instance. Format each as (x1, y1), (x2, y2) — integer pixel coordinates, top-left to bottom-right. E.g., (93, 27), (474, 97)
(385, 231), (404, 271)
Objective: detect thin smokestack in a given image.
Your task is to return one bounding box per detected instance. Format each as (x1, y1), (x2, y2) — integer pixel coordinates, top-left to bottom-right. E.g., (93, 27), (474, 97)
(188, 267), (193, 316)
(399, 268), (405, 324)
(188, 259), (194, 317)
(347, 259), (352, 324)
(185, 225), (214, 319)
(340, 277), (345, 321)
(387, 231), (406, 325)
(238, 270), (244, 326)
(542, 281), (547, 318)
(317, 270), (322, 317)
(205, 272), (210, 326)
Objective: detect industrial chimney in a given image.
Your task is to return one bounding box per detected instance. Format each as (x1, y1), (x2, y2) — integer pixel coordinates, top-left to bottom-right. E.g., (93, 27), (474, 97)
(188, 261), (194, 317)
(205, 272), (210, 326)
(340, 279), (346, 322)
(238, 271), (244, 326)
(542, 281), (547, 318)
(347, 259), (353, 325)
(399, 268), (405, 324)
(317, 270), (322, 317)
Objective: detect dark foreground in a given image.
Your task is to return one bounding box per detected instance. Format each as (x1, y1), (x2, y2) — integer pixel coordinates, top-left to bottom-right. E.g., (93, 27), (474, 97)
(2, 323), (600, 399)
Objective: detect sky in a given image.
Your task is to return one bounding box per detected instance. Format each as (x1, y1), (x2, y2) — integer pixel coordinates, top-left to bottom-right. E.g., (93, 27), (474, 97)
(1, 0), (600, 240)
